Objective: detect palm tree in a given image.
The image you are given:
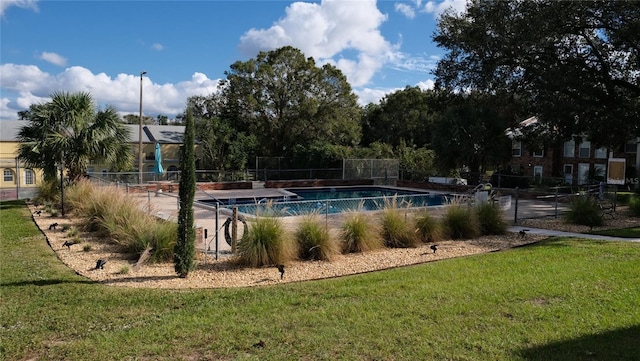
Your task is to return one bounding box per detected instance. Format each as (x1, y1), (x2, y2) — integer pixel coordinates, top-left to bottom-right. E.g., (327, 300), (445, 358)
(17, 91), (133, 182)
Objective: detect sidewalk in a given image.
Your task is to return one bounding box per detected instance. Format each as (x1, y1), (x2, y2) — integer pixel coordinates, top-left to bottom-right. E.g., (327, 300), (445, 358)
(508, 225), (640, 242)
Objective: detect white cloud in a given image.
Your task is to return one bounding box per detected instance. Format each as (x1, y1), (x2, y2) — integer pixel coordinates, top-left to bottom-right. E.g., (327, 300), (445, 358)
(354, 87), (397, 106)
(395, 3), (415, 19)
(416, 78), (435, 90)
(39, 51), (67, 66)
(0, 0), (38, 17)
(0, 64), (222, 121)
(238, 0), (399, 87)
(422, 0), (468, 18)
(152, 43), (164, 51)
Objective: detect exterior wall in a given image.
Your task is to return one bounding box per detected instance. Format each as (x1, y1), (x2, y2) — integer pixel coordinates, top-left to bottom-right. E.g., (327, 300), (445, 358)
(0, 141), (44, 200)
(509, 139), (637, 185)
(509, 141), (554, 178)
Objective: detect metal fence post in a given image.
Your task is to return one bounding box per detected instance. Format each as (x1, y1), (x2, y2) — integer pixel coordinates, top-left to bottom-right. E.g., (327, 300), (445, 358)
(215, 202), (219, 260)
(554, 187), (559, 219)
(325, 200), (329, 231)
(514, 187), (519, 224)
(232, 207), (238, 253)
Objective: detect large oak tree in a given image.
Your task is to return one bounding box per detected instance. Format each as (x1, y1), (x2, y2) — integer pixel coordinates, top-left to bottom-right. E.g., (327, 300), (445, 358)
(220, 46), (362, 158)
(433, 0), (639, 148)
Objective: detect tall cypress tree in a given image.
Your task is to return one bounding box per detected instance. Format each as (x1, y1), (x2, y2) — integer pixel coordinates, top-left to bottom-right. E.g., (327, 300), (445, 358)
(174, 108), (196, 277)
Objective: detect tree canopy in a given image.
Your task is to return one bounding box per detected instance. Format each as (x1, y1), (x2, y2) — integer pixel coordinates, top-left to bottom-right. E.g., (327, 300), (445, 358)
(361, 86), (439, 148)
(220, 46), (362, 158)
(434, 0), (640, 147)
(17, 91), (133, 182)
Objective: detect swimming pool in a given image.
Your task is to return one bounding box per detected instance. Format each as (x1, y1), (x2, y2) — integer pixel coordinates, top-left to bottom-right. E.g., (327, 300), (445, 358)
(204, 186), (448, 217)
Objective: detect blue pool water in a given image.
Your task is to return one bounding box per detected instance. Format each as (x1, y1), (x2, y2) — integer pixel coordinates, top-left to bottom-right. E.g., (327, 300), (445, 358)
(205, 186), (448, 216)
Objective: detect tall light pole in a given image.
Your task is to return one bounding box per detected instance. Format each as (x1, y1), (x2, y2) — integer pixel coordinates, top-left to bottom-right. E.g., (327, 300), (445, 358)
(138, 70), (147, 184)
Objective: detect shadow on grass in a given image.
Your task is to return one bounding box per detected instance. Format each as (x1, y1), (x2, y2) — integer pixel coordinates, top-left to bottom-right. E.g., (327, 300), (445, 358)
(0, 200), (27, 210)
(1, 278), (96, 287)
(518, 325), (640, 361)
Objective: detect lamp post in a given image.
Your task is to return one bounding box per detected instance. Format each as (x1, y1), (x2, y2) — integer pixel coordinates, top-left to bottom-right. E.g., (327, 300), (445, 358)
(138, 70), (147, 184)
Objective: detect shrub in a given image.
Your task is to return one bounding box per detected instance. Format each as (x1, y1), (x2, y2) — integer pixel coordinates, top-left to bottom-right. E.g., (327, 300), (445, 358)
(83, 244), (92, 252)
(475, 202), (507, 235)
(629, 195), (640, 217)
(414, 210), (443, 243)
(295, 214), (340, 261)
(442, 204), (480, 239)
(34, 180), (60, 206)
(341, 212), (383, 253)
(117, 265), (130, 275)
(66, 227), (78, 237)
(565, 196), (604, 228)
(380, 203), (420, 248)
(237, 216), (297, 267)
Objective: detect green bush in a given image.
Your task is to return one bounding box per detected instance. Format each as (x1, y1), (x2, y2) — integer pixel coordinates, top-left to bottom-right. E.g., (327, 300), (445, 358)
(414, 210), (443, 243)
(565, 196), (604, 228)
(628, 195), (640, 217)
(341, 212), (383, 253)
(237, 216), (297, 267)
(295, 214), (340, 261)
(380, 206), (420, 248)
(475, 202), (507, 235)
(442, 205), (480, 239)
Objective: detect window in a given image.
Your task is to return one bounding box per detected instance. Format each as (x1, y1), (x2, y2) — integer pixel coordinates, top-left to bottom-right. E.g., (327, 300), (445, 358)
(579, 140), (591, 158)
(146, 152), (155, 161)
(533, 147), (544, 157)
(512, 141), (522, 157)
(563, 164), (573, 184)
(3, 169), (14, 182)
(533, 165), (543, 178)
(594, 147), (607, 159)
(563, 140), (575, 157)
(626, 142), (638, 153)
(593, 163), (606, 181)
(24, 169), (35, 185)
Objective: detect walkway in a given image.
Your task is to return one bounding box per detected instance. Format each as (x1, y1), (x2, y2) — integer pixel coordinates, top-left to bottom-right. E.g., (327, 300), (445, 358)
(508, 226), (640, 242)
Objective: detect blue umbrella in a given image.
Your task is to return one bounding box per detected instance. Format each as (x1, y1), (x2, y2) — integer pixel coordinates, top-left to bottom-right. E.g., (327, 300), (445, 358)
(154, 143), (164, 176)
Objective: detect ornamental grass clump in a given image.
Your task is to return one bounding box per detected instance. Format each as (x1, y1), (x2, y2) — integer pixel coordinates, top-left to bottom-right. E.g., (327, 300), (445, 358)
(295, 214), (340, 261)
(237, 216), (297, 267)
(65, 180), (177, 261)
(379, 199), (420, 248)
(565, 196), (603, 228)
(629, 194), (640, 217)
(475, 202), (507, 235)
(414, 210), (443, 243)
(442, 204), (480, 240)
(34, 180), (60, 206)
(341, 212), (383, 253)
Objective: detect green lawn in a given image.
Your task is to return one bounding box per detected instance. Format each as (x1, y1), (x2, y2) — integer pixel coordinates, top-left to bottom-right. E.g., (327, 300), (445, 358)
(590, 226), (640, 238)
(2, 200), (640, 361)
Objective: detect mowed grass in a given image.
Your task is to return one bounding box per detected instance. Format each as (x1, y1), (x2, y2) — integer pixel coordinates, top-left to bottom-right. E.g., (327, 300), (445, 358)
(590, 226), (640, 238)
(1, 200), (640, 361)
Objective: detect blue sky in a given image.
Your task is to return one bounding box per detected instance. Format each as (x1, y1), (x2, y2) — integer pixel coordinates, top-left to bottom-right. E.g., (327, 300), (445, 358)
(0, 0), (466, 121)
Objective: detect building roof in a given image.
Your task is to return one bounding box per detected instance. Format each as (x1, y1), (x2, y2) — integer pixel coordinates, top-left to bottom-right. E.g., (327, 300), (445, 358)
(0, 121), (27, 141)
(1, 120), (185, 144)
(506, 116), (540, 139)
